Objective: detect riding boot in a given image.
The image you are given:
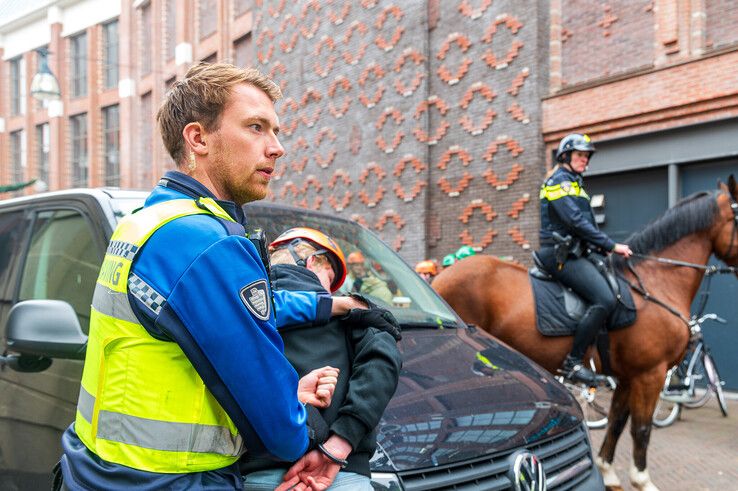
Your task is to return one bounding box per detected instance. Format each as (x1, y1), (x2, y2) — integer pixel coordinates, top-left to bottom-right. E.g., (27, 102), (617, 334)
(561, 305), (608, 385)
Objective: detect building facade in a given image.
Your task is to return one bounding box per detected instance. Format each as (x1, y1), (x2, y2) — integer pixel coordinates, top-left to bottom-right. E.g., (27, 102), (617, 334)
(1, 0), (737, 268)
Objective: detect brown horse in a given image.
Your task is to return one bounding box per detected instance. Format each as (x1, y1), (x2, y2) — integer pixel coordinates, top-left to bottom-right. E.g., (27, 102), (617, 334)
(433, 176), (738, 491)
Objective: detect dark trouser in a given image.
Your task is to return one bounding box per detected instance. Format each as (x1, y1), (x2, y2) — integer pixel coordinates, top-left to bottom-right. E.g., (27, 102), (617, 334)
(538, 248), (617, 360)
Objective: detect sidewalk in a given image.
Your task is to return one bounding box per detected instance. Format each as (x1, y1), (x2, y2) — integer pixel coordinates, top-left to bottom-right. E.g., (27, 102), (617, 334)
(587, 393), (738, 491)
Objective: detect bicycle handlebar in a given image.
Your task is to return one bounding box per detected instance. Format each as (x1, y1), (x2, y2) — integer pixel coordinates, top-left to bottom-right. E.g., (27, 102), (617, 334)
(693, 313), (727, 325)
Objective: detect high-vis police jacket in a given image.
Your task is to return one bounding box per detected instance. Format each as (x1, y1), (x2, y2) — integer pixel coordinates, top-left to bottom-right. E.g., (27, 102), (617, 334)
(539, 166), (616, 252)
(61, 172), (332, 489)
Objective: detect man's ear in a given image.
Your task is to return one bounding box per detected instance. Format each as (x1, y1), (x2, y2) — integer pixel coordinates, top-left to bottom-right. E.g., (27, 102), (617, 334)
(183, 122), (208, 156)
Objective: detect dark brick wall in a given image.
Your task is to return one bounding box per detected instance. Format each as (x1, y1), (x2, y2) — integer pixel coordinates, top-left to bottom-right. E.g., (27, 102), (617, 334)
(254, 0), (431, 263)
(561, 0), (654, 87)
(254, 0), (547, 265)
(706, 0), (738, 50)
(426, 0), (544, 263)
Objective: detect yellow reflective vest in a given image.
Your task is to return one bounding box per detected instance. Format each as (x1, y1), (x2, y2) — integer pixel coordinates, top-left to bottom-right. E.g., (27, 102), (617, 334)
(75, 198), (243, 473)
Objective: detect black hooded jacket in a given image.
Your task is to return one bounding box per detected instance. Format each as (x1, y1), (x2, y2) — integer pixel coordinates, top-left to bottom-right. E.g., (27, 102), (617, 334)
(240, 264), (402, 477)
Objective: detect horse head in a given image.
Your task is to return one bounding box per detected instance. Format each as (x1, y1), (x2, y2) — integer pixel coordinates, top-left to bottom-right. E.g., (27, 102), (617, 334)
(714, 174), (738, 273)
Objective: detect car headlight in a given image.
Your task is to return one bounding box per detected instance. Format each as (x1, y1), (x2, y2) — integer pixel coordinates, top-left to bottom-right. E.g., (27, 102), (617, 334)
(370, 472), (402, 490)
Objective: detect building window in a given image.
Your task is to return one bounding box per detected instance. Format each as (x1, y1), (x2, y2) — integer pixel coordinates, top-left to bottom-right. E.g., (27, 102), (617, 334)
(199, 0), (217, 40)
(102, 105), (120, 187)
(70, 32), (88, 98)
(103, 20), (119, 89)
(166, 0), (176, 61)
(70, 113), (88, 187)
(139, 92), (153, 187)
(10, 130), (25, 188)
(233, 0), (251, 18)
(233, 34), (252, 67)
(10, 56), (26, 116)
(202, 52), (217, 64)
(140, 3), (152, 76)
(36, 124), (50, 186)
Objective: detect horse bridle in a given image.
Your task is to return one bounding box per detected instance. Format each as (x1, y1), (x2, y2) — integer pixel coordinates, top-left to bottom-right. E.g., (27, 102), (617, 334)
(623, 190), (738, 325)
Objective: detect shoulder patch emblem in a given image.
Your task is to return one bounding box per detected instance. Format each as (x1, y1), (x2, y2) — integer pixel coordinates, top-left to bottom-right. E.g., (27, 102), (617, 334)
(240, 280), (271, 321)
(560, 181), (572, 193)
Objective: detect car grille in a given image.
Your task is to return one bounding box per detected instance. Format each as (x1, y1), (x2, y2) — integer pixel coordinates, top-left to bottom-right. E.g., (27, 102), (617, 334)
(397, 424), (594, 490)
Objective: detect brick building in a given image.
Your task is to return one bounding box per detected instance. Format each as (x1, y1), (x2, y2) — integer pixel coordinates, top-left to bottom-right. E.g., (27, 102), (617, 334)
(1, 0), (737, 271)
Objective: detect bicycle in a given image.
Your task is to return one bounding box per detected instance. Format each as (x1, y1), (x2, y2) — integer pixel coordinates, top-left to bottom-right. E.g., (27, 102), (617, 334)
(566, 313), (729, 430)
(652, 313), (729, 427)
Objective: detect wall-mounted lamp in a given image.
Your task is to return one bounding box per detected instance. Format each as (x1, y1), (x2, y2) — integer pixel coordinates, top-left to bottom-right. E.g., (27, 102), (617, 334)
(30, 48), (61, 102)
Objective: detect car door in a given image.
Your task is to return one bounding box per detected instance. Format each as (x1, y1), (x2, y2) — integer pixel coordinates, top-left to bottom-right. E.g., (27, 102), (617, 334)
(0, 198), (109, 489)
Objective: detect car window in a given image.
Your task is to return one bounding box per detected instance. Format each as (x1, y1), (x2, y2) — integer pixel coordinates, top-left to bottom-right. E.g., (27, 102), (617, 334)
(246, 205), (462, 328)
(0, 211), (28, 328)
(18, 209), (104, 334)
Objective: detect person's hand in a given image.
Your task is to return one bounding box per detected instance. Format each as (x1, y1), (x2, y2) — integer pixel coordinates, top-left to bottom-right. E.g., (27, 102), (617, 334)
(613, 243), (633, 258)
(341, 302), (402, 341)
(298, 366), (339, 408)
(330, 295), (368, 316)
(275, 436), (352, 491)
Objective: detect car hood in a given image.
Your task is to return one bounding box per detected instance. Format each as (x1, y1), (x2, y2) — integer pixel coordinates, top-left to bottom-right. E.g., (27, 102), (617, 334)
(371, 326), (582, 472)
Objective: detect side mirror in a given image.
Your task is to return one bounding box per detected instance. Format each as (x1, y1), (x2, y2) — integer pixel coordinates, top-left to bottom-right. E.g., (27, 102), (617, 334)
(1, 300), (88, 372)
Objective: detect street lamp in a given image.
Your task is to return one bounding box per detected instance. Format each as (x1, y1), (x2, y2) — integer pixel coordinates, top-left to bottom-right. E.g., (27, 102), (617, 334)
(30, 48), (61, 102)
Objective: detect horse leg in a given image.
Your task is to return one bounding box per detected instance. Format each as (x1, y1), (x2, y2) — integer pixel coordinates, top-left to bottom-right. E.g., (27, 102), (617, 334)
(596, 383), (631, 490)
(627, 372), (664, 491)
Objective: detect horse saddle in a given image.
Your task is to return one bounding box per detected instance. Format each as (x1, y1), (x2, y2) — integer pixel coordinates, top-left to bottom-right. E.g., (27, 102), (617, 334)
(529, 251), (637, 337)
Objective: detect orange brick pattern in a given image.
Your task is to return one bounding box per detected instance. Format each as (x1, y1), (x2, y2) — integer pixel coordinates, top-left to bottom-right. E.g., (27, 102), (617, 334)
(254, 0), (543, 262)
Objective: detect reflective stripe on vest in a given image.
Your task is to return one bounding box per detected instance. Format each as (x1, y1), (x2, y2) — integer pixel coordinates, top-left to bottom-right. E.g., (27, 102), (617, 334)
(76, 198), (244, 473)
(539, 180), (590, 201)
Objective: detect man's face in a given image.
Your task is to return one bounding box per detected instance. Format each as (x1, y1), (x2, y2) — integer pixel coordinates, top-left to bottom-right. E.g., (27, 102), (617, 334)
(569, 150), (590, 174)
(349, 262), (366, 278)
(204, 84), (285, 205)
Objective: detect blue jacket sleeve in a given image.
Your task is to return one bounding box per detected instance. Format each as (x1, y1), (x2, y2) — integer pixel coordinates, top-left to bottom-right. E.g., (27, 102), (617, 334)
(163, 236), (310, 461)
(273, 290), (333, 328)
(550, 196), (616, 251)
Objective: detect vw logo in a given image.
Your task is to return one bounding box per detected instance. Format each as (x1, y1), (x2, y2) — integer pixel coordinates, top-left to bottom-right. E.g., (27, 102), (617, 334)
(508, 450), (546, 491)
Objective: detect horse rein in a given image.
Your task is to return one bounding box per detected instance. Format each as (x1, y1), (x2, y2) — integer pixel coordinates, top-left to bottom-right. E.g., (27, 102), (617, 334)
(621, 191), (738, 325)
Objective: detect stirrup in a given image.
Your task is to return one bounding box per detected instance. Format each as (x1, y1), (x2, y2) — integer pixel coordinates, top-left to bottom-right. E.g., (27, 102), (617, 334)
(559, 363), (597, 385)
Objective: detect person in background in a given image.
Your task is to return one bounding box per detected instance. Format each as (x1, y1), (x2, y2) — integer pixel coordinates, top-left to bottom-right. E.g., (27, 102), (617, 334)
(241, 228), (401, 491)
(345, 251), (394, 304)
(414, 260), (438, 284)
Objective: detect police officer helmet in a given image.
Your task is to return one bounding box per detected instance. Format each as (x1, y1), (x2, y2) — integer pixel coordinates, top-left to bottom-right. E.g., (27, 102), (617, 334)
(270, 227), (347, 292)
(455, 245), (477, 260)
(555, 133), (596, 163)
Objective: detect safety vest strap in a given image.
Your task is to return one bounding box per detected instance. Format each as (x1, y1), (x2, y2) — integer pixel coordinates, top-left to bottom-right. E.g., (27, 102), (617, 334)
(539, 181), (590, 201)
(77, 386), (242, 456)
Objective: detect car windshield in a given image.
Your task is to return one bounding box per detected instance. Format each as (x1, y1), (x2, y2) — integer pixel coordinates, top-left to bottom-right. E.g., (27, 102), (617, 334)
(246, 204), (463, 328)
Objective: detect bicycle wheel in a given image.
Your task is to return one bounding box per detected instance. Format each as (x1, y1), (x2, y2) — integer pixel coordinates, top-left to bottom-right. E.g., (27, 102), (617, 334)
(702, 353), (728, 417)
(682, 353), (712, 409)
(652, 397), (681, 428)
(566, 382), (611, 429)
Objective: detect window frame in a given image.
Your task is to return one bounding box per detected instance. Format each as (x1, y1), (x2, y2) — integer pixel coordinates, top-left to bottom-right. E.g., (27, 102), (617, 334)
(69, 31), (88, 98)
(70, 113), (88, 187)
(103, 19), (119, 90)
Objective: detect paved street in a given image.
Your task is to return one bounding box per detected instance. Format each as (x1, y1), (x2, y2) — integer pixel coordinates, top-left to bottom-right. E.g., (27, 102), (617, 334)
(587, 393), (738, 491)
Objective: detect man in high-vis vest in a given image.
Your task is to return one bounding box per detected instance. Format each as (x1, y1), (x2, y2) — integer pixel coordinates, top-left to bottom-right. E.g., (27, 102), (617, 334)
(58, 62), (383, 490)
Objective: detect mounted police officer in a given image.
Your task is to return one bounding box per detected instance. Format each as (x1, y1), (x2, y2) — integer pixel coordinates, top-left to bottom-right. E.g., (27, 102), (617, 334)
(537, 133), (632, 384)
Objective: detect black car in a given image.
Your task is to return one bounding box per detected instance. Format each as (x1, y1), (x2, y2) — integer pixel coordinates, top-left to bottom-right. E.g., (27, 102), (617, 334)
(0, 189), (603, 490)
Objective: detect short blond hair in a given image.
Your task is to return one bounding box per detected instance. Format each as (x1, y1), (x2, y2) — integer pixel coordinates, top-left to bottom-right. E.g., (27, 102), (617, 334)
(270, 241), (331, 270)
(156, 62), (282, 166)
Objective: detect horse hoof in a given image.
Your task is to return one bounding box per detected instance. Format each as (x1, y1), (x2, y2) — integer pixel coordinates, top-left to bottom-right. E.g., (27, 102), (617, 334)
(629, 465), (660, 491)
(595, 456), (622, 488)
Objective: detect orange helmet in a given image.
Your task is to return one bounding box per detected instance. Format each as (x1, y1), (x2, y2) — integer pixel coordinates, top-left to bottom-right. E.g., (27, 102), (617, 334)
(347, 251), (365, 264)
(270, 227), (347, 292)
(415, 260), (438, 275)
